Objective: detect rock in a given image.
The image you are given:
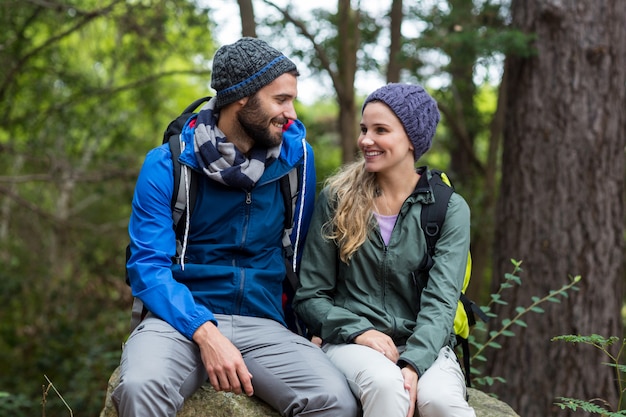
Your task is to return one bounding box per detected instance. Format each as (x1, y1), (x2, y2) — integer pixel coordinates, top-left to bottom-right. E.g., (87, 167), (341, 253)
(467, 387), (520, 417)
(99, 366), (279, 417)
(100, 367), (519, 417)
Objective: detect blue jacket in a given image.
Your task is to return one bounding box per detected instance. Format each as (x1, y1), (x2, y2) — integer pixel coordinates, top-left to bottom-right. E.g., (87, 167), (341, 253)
(126, 117), (316, 340)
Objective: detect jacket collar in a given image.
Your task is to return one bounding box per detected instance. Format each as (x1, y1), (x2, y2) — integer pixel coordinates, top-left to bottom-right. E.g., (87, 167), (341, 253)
(413, 166), (435, 205)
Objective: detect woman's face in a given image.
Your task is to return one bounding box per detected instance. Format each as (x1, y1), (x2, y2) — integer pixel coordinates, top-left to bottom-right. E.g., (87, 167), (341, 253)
(358, 101), (415, 173)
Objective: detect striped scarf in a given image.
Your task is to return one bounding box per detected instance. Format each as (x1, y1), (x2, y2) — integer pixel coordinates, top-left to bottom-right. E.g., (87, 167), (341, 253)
(193, 98), (280, 190)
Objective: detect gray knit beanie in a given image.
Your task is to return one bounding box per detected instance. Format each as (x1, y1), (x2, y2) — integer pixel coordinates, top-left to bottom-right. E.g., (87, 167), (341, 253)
(211, 37), (298, 110)
(362, 83), (440, 161)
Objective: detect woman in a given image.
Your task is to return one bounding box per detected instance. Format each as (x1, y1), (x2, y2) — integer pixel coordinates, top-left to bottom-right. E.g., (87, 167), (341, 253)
(293, 83), (476, 417)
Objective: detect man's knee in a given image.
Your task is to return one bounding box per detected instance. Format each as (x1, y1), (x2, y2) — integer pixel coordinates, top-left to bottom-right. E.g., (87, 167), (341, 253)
(303, 390), (359, 417)
(290, 374), (358, 417)
(113, 372), (183, 417)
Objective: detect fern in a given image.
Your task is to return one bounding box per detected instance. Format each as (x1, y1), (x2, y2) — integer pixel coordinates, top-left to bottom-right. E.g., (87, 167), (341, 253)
(554, 397), (626, 416)
(552, 335), (626, 414)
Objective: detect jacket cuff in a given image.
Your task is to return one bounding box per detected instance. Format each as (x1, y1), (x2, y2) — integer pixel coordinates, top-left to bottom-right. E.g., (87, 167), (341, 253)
(346, 327), (375, 344)
(398, 358), (423, 378)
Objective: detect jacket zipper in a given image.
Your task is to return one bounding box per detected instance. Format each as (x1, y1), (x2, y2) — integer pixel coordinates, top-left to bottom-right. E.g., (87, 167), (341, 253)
(377, 217), (400, 338)
(236, 191), (252, 313)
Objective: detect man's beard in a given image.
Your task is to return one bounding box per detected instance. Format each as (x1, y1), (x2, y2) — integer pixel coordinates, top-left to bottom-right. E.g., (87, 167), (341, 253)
(237, 95), (286, 148)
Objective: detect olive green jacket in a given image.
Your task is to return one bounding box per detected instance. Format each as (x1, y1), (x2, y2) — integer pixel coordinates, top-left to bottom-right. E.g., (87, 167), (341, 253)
(293, 169), (470, 377)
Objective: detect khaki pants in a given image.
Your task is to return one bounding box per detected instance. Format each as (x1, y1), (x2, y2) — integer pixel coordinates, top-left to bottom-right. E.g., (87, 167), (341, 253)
(323, 344), (476, 417)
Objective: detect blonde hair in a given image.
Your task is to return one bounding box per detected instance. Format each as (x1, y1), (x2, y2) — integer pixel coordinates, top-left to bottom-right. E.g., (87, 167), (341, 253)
(323, 159), (378, 263)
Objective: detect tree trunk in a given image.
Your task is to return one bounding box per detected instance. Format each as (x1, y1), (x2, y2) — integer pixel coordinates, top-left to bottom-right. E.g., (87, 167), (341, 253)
(386, 0), (403, 83)
(337, 0), (359, 162)
(237, 0), (256, 37)
(488, 1), (626, 416)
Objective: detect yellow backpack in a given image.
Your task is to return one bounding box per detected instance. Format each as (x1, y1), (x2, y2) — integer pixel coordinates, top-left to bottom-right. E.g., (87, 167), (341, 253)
(416, 168), (488, 386)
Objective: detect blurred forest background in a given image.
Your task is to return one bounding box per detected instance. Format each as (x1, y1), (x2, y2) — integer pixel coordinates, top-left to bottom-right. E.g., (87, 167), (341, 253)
(0, 0), (624, 416)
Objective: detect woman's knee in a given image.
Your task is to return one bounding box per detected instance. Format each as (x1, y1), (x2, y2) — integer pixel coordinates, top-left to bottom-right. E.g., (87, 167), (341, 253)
(417, 374), (470, 417)
(369, 374), (405, 397)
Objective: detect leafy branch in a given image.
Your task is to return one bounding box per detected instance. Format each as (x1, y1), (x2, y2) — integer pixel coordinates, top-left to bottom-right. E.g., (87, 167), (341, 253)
(467, 259), (581, 387)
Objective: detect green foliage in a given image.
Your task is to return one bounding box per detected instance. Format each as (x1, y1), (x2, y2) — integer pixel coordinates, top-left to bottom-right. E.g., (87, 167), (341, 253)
(0, 1), (216, 415)
(554, 398), (626, 416)
(465, 259), (581, 388)
(553, 335), (626, 415)
(0, 391), (35, 417)
(295, 98), (342, 190)
(257, 3), (383, 76)
(409, 1), (536, 80)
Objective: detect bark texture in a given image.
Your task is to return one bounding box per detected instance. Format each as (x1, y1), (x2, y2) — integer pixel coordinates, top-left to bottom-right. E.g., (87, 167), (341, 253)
(489, 1), (626, 415)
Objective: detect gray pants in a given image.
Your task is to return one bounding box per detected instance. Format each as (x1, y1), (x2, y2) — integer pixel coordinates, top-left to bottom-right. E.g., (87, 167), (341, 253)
(112, 314), (358, 417)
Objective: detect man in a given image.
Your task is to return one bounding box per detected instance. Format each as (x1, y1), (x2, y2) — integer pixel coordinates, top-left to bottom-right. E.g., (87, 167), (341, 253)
(112, 37), (358, 417)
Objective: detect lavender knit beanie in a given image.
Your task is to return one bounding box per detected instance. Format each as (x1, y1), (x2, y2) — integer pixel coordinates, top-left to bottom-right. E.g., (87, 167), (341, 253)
(211, 37), (298, 110)
(362, 83), (440, 161)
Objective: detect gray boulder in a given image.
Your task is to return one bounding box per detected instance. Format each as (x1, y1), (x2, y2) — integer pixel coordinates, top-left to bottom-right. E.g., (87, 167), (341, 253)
(467, 388), (520, 417)
(100, 367), (519, 417)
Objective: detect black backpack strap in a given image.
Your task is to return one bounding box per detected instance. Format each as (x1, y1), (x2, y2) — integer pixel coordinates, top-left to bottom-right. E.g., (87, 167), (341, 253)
(279, 170), (295, 231)
(460, 292), (490, 324)
(280, 167), (301, 291)
(280, 164), (309, 336)
(168, 134), (186, 228)
(166, 98), (208, 238)
(419, 169), (454, 271)
(457, 336), (472, 389)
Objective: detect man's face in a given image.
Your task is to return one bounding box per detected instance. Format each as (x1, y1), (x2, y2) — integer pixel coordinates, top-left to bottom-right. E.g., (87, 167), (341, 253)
(237, 73), (298, 148)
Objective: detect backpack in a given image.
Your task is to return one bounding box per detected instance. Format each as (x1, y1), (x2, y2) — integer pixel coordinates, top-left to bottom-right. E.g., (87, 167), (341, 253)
(412, 168), (488, 387)
(125, 97), (303, 333)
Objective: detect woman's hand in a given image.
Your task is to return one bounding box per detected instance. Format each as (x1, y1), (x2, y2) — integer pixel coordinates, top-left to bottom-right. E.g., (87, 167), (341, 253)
(401, 365), (418, 417)
(310, 335), (323, 347)
(353, 329), (399, 362)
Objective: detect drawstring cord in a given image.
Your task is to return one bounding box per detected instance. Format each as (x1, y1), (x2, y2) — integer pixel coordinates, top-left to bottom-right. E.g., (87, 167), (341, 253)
(180, 162), (191, 271)
(178, 136), (307, 274)
(291, 138), (308, 272)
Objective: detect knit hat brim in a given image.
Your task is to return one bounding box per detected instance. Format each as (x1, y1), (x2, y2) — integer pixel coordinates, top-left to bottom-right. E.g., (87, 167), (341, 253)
(211, 37), (297, 110)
